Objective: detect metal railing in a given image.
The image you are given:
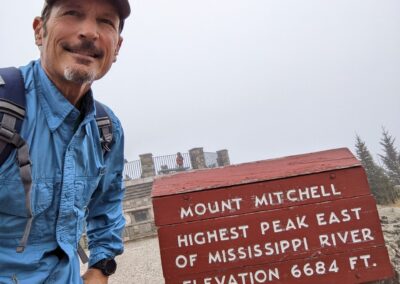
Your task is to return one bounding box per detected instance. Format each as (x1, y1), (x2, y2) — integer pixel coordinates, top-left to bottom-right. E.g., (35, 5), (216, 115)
(204, 152), (218, 168)
(123, 160), (142, 180)
(123, 151), (220, 180)
(153, 152), (192, 175)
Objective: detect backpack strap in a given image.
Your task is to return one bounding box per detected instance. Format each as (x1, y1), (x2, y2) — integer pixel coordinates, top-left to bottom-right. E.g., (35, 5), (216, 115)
(95, 100), (113, 154)
(0, 67), (26, 164)
(0, 67), (33, 253)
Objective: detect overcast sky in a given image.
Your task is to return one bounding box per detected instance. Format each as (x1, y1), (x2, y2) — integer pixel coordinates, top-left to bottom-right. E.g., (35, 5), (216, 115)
(1, 0), (399, 164)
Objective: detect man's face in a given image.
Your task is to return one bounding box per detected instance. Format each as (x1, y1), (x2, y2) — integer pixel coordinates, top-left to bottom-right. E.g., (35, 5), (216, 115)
(33, 0), (123, 85)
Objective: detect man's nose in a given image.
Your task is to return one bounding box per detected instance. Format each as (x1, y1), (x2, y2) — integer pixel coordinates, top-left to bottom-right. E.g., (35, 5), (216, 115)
(79, 19), (99, 41)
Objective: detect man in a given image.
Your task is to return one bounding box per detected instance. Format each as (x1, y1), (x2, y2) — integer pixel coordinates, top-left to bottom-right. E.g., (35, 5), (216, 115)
(0, 0), (130, 283)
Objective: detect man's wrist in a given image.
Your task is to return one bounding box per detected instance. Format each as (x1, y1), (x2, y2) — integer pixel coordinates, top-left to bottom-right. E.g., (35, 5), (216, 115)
(90, 258), (117, 276)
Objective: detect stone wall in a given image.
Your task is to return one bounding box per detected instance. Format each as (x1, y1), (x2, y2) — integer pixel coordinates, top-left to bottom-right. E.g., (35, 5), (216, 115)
(371, 206), (400, 283)
(122, 177), (157, 241)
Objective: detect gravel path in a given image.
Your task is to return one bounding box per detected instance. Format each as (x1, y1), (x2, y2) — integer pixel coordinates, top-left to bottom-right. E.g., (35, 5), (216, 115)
(80, 237), (164, 284)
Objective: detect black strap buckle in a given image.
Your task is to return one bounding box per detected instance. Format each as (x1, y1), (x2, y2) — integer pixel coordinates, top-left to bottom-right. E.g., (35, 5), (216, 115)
(0, 124), (15, 142)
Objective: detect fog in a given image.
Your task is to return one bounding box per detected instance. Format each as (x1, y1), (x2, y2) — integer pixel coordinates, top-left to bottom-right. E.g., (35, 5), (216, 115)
(2, 0), (399, 163)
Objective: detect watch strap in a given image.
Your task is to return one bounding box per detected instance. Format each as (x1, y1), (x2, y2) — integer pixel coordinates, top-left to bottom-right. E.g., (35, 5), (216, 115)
(91, 258), (117, 276)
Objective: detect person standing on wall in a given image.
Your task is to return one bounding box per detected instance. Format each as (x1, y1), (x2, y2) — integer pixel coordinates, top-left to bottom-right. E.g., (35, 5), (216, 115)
(176, 152), (184, 168)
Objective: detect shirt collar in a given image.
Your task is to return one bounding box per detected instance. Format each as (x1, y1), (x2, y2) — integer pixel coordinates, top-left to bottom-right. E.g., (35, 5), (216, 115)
(34, 60), (96, 132)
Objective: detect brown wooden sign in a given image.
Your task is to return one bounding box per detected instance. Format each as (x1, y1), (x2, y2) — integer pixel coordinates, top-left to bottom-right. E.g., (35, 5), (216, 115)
(169, 246), (393, 284)
(152, 148), (394, 283)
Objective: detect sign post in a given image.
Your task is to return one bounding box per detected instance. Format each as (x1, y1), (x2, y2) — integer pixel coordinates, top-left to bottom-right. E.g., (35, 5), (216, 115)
(152, 148), (394, 283)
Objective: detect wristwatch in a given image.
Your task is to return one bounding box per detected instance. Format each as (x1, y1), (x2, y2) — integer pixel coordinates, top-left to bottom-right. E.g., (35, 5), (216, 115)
(90, 258), (117, 276)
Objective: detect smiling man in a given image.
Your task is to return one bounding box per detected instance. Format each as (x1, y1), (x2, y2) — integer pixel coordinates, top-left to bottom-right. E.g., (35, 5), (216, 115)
(0, 0), (130, 283)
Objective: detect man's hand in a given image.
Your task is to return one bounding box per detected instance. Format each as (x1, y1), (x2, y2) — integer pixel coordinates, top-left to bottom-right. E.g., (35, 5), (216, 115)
(82, 268), (109, 284)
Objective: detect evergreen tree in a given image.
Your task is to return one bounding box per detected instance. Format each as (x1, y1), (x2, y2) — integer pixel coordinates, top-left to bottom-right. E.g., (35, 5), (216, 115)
(355, 135), (396, 204)
(379, 128), (400, 185)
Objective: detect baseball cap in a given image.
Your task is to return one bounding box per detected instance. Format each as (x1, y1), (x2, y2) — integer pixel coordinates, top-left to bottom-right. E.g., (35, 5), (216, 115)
(44, 0), (131, 21)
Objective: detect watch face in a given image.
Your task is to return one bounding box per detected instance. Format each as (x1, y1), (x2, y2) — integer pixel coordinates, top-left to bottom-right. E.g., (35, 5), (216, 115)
(104, 259), (117, 275)
(93, 258), (117, 276)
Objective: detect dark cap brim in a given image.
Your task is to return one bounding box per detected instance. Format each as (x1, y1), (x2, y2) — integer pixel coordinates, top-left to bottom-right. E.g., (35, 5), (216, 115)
(45, 0), (131, 20)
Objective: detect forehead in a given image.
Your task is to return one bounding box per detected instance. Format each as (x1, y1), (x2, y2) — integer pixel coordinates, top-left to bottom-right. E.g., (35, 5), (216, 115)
(51, 0), (119, 17)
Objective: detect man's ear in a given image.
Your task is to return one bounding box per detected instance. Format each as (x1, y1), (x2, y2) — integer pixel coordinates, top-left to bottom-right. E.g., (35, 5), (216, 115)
(113, 36), (124, 63)
(33, 17), (44, 46)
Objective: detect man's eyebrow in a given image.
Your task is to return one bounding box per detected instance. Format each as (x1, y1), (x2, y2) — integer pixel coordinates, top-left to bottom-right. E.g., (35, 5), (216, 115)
(60, 1), (82, 8)
(55, 3), (82, 12)
(99, 11), (119, 20)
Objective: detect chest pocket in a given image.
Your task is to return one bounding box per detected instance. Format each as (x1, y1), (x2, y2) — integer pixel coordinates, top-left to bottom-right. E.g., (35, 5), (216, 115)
(0, 159), (31, 236)
(0, 181), (54, 216)
(0, 181), (54, 237)
(74, 175), (104, 209)
(0, 180), (27, 218)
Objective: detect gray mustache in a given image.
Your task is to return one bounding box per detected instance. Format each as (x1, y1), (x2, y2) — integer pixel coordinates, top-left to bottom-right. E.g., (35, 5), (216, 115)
(62, 40), (104, 59)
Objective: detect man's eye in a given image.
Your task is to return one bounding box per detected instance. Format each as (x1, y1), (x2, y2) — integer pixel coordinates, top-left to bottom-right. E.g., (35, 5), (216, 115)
(100, 18), (116, 29)
(64, 10), (81, 17)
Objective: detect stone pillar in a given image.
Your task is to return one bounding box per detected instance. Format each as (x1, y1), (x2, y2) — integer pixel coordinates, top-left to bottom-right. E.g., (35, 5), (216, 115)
(140, 153), (155, 178)
(217, 149), (230, 167)
(189, 147), (206, 169)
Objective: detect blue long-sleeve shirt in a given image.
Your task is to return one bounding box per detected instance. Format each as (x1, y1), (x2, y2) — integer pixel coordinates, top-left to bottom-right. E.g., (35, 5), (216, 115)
(0, 60), (125, 283)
